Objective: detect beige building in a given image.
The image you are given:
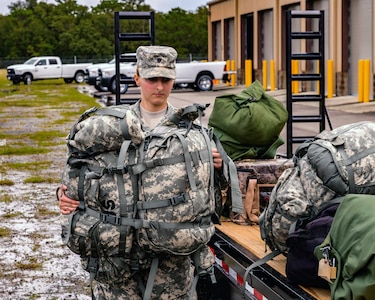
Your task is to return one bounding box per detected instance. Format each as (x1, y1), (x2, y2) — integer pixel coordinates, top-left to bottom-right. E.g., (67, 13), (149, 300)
(207, 0), (374, 98)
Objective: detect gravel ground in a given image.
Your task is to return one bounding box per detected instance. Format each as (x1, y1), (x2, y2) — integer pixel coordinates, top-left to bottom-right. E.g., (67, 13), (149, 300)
(0, 91), (94, 299)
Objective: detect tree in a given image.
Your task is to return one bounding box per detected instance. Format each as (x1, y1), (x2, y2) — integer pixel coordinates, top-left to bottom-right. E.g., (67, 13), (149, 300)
(0, 0), (209, 61)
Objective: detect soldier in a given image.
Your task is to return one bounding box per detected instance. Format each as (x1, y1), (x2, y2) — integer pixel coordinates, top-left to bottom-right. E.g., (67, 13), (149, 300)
(57, 45), (222, 299)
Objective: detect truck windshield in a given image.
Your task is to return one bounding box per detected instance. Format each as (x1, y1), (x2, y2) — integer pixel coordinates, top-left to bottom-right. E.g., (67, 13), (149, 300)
(24, 58), (38, 65)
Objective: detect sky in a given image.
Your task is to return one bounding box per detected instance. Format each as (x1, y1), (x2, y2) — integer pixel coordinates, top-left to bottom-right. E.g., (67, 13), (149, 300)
(1, 0), (208, 15)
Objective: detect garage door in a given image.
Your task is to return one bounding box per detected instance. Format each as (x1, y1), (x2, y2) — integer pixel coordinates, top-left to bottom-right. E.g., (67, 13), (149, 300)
(349, 0), (373, 97)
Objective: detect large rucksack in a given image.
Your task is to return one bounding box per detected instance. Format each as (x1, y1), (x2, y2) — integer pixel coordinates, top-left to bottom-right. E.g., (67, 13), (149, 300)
(245, 121), (375, 289)
(61, 105), (145, 283)
(61, 104), (242, 286)
(259, 120), (375, 254)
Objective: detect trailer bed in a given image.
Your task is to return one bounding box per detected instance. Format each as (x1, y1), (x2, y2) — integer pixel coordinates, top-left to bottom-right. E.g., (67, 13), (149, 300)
(209, 221), (331, 300)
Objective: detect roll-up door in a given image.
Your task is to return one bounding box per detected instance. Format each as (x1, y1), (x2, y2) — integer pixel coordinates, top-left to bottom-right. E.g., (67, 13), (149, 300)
(349, 0), (373, 97)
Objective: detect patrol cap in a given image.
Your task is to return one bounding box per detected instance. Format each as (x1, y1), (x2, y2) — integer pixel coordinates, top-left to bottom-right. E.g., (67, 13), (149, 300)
(136, 45), (177, 79)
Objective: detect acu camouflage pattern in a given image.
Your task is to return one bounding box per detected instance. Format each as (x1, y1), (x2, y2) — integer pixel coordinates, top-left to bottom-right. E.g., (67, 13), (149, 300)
(61, 150), (137, 257)
(61, 103), (217, 292)
(92, 255), (196, 299)
(61, 105), (147, 283)
(135, 107), (215, 255)
(260, 121), (375, 253)
(67, 105), (144, 156)
(305, 121), (375, 195)
(259, 165), (309, 253)
(136, 45), (177, 79)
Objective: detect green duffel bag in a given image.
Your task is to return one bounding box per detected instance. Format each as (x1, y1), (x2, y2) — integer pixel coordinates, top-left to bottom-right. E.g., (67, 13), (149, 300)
(211, 131), (285, 161)
(315, 194), (375, 299)
(208, 80), (288, 158)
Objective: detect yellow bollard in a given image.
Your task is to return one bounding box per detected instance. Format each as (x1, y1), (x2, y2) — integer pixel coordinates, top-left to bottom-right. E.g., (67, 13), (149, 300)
(270, 60), (275, 91)
(245, 59), (252, 87)
(292, 60), (299, 94)
(317, 61), (320, 93)
(358, 59), (364, 102)
(327, 60), (334, 98)
(231, 60), (236, 86)
(363, 59), (370, 103)
(263, 60), (267, 90)
(226, 60), (231, 86)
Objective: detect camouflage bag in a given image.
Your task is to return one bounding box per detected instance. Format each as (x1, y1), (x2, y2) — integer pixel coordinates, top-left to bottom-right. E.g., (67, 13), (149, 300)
(300, 121), (375, 195)
(61, 104), (242, 285)
(61, 105), (147, 282)
(251, 121), (375, 284)
(132, 104), (242, 255)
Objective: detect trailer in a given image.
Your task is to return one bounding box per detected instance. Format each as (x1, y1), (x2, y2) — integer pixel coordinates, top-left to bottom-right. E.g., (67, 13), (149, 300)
(207, 221), (330, 300)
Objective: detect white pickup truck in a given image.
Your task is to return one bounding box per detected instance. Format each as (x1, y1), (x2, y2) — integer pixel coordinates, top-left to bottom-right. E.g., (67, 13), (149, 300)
(97, 60), (229, 94)
(7, 56), (92, 85)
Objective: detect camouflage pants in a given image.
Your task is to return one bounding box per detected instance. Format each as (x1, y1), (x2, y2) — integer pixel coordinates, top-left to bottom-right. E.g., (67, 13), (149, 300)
(93, 254), (196, 300)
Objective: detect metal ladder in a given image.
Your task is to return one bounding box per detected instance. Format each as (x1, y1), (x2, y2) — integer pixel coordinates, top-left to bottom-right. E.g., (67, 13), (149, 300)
(285, 10), (332, 158)
(114, 11), (155, 105)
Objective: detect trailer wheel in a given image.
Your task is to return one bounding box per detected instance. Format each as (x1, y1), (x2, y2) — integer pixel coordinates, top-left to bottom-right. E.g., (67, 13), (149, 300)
(74, 71), (85, 84)
(23, 74), (32, 85)
(195, 74), (213, 91)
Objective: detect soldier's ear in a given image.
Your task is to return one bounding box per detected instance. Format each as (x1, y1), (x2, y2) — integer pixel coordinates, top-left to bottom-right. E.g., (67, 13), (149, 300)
(134, 73), (141, 87)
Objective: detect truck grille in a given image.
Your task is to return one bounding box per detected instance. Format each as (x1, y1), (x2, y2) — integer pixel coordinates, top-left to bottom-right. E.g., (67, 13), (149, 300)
(7, 69), (15, 75)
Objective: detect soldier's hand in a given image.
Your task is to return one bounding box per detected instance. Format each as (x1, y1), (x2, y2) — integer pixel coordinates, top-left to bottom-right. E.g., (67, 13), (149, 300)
(212, 148), (223, 169)
(57, 185), (79, 215)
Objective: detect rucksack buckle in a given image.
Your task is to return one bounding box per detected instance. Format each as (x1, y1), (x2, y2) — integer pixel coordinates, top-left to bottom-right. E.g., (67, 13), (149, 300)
(87, 257), (98, 273)
(101, 213), (121, 225)
(169, 193), (187, 206)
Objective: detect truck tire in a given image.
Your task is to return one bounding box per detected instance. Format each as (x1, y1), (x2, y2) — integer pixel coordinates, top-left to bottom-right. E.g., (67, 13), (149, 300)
(195, 74), (213, 91)
(74, 71), (85, 84)
(23, 74), (32, 85)
(95, 84), (108, 92)
(110, 77), (129, 94)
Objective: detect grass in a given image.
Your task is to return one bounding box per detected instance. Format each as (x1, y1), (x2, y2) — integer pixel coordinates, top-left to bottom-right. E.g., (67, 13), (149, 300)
(0, 68), (98, 182)
(0, 227), (11, 237)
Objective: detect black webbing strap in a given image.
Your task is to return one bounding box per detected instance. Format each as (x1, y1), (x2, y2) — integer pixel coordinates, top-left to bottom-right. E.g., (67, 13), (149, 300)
(143, 216), (212, 230)
(85, 207), (144, 228)
(136, 192), (190, 210)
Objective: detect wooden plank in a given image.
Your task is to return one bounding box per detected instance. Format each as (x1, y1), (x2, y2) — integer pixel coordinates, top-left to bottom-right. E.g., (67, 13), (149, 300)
(215, 221), (331, 300)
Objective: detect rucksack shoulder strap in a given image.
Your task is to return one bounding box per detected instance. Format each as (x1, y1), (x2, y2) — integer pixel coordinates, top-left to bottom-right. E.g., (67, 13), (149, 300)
(212, 134), (242, 214)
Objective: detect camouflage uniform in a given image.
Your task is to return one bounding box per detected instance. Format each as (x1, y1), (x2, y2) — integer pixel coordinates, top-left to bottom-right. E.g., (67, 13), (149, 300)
(59, 46), (214, 300)
(91, 45), (213, 300)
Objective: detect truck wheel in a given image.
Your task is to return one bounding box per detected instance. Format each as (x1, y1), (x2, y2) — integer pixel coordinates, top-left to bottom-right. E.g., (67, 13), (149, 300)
(74, 71), (85, 84)
(110, 77), (129, 94)
(23, 74), (32, 85)
(94, 84), (108, 92)
(196, 74), (213, 91)
(176, 83), (189, 89)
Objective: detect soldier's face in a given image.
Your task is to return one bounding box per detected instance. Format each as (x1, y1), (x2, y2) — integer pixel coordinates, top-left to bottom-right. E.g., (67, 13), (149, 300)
(135, 74), (174, 112)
